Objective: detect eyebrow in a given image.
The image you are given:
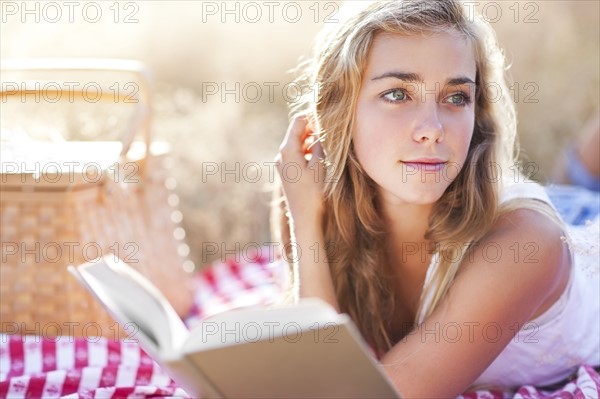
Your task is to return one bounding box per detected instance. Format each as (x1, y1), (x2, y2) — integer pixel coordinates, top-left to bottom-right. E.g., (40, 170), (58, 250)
(371, 71), (476, 86)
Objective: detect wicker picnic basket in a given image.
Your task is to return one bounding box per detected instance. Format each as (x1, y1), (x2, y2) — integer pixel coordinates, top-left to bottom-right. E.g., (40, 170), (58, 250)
(0, 59), (193, 338)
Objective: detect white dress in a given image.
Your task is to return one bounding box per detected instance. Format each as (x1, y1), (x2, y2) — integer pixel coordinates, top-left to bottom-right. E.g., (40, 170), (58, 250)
(419, 181), (600, 388)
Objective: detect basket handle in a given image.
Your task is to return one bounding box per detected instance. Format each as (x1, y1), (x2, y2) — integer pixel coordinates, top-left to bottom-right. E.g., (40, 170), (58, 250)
(0, 58), (152, 159)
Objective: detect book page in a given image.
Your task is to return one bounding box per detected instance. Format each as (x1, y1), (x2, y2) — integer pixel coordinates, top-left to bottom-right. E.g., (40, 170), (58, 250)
(69, 256), (188, 357)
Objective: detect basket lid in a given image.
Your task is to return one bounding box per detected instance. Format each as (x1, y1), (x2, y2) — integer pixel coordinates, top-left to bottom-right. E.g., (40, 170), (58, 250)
(1, 141), (122, 190)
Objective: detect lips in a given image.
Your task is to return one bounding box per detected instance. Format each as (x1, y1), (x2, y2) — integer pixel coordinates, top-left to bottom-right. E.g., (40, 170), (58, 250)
(400, 158), (448, 172)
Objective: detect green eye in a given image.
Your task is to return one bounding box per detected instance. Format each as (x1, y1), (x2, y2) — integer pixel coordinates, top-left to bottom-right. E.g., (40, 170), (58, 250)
(446, 93), (471, 107)
(449, 94), (464, 104)
(383, 89), (407, 103)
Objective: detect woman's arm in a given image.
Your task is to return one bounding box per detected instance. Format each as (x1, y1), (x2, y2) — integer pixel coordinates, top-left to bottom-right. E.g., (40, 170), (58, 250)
(275, 115), (340, 311)
(380, 208), (571, 398)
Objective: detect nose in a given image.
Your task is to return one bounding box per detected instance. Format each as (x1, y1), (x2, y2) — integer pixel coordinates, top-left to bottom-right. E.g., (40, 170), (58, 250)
(412, 104), (444, 143)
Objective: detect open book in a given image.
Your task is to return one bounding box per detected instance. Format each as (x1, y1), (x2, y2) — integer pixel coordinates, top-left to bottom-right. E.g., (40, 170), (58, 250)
(68, 256), (400, 398)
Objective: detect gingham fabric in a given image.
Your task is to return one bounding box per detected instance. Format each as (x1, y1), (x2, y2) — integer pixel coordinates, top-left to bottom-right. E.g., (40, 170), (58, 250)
(1, 252), (599, 398)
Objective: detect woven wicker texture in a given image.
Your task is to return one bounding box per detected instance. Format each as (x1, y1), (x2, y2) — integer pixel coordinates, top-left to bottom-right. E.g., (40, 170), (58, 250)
(0, 59), (193, 337)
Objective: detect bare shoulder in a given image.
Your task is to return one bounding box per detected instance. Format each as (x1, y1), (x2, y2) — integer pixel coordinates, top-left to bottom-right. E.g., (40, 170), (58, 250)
(461, 207), (571, 293)
(380, 207), (572, 397)
(457, 207), (572, 314)
(487, 206), (564, 242)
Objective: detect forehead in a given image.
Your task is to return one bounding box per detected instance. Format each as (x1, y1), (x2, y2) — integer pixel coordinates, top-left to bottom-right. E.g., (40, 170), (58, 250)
(364, 30), (477, 80)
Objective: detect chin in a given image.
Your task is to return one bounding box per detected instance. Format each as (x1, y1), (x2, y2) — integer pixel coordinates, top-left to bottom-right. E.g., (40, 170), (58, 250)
(384, 184), (449, 206)
(405, 192), (445, 205)
(375, 172), (456, 206)
(408, 177), (454, 200)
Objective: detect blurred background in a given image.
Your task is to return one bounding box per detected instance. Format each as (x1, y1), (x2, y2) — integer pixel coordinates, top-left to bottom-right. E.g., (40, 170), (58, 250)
(1, 0), (599, 270)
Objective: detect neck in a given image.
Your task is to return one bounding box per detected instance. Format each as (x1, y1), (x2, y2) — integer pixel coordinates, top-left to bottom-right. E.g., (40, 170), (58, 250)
(380, 197), (434, 320)
(381, 200), (433, 244)
(379, 195), (436, 276)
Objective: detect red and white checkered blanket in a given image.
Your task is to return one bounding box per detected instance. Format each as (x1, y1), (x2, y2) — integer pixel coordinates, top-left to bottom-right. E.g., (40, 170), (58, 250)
(1, 256), (599, 398)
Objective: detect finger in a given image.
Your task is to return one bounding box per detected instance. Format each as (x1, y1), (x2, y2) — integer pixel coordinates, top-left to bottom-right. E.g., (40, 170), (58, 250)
(304, 138), (325, 162)
(309, 139), (325, 160)
(307, 147), (326, 184)
(280, 115), (309, 155)
(302, 134), (316, 154)
(307, 140), (326, 174)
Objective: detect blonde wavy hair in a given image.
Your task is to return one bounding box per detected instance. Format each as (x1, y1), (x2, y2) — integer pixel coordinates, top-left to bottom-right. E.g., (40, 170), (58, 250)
(272, 0), (561, 356)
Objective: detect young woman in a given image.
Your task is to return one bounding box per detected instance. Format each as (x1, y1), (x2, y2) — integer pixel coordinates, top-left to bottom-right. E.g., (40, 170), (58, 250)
(273, 0), (600, 397)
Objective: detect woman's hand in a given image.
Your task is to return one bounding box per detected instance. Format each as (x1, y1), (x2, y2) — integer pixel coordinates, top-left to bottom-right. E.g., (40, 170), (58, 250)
(275, 115), (326, 225)
(275, 115), (339, 311)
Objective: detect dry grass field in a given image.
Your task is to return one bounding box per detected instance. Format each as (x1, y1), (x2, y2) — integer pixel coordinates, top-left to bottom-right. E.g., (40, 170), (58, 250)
(1, 0), (598, 269)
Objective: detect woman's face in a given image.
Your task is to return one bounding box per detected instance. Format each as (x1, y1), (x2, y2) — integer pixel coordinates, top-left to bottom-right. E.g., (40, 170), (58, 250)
(352, 30), (477, 207)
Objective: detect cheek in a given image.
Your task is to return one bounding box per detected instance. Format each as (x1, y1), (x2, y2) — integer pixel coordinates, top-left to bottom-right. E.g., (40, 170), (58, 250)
(452, 114), (475, 159)
(352, 103), (385, 164)
(352, 129), (379, 172)
(353, 100), (401, 139)
(460, 130), (474, 157)
(465, 119), (476, 152)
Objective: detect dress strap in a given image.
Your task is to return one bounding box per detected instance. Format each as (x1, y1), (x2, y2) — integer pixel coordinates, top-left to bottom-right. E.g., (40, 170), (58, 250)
(500, 179), (555, 206)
